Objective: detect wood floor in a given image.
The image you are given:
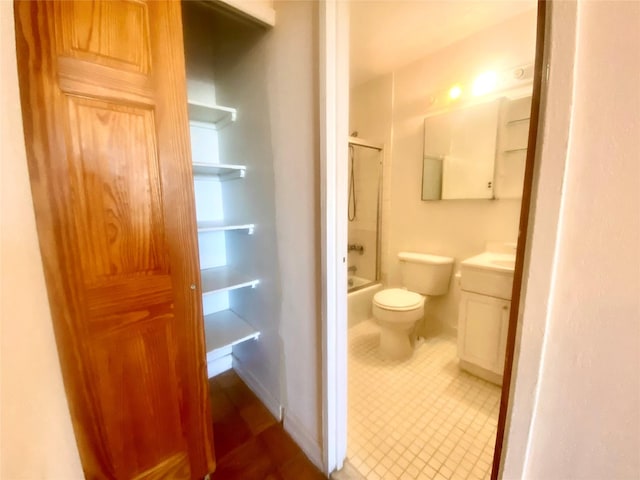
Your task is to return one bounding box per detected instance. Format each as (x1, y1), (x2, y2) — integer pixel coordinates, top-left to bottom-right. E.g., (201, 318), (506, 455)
(209, 369), (327, 480)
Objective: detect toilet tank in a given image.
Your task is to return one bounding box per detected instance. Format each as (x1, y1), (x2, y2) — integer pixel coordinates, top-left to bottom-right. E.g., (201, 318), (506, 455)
(398, 252), (454, 296)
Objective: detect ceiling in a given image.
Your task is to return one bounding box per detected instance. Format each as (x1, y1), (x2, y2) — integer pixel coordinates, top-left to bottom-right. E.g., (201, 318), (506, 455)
(350, 0), (537, 87)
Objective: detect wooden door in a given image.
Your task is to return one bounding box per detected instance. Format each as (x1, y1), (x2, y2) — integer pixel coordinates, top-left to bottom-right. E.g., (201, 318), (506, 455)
(14, 1), (215, 478)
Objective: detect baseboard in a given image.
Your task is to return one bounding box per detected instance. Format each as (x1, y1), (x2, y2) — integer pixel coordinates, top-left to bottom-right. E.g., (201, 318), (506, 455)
(331, 458), (366, 480)
(442, 322), (458, 337)
(283, 411), (324, 471)
(459, 359), (503, 386)
(232, 356), (281, 421)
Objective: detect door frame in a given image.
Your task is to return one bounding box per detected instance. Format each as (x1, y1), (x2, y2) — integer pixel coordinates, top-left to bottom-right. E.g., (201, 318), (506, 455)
(320, 0), (350, 473)
(320, 1), (556, 477)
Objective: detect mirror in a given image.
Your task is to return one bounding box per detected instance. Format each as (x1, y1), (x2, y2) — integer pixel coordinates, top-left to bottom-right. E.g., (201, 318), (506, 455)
(422, 95), (532, 201)
(422, 98), (500, 200)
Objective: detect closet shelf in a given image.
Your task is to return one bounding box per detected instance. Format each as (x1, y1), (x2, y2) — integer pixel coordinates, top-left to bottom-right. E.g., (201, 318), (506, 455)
(204, 309), (260, 352)
(192, 163), (246, 181)
(198, 221), (255, 234)
(188, 101), (237, 130)
(201, 266), (259, 296)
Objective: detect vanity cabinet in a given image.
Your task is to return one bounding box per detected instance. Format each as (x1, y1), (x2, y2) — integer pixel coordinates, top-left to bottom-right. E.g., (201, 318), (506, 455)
(457, 291), (509, 376)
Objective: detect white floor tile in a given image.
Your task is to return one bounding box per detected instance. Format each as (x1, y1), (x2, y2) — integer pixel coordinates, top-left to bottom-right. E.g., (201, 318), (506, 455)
(347, 320), (501, 480)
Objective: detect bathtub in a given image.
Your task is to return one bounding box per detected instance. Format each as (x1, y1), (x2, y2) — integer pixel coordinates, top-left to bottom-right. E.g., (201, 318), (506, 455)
(348, 274), (373, 291)
(347, 278), (382, 328)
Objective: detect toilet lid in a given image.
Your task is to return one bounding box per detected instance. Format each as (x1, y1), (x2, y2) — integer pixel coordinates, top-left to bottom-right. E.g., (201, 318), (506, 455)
(373, 288), (424, 311)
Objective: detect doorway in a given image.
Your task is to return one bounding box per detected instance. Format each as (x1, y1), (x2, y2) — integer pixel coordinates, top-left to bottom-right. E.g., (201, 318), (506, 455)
(321, 1), (548, 478)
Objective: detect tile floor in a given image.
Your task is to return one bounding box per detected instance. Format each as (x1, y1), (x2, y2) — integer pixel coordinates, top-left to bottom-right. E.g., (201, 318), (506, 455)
(347, 320), (501, 480)
(210, 370), (327, 480)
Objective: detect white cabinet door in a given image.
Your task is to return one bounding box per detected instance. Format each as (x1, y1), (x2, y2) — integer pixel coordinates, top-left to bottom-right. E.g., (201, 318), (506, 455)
(458, 291), (510, 374)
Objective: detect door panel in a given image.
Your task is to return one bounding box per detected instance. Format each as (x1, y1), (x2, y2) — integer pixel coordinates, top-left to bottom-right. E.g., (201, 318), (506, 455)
(14, 1), (214, 478)
(65, 97), (167, 281)
(90, 319), (183, 476)
(60, 0), (152, 73)
(458, 291), (510, 373)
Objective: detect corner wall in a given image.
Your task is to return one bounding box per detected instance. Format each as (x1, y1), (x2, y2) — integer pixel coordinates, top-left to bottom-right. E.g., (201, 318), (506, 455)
(207, 1), (323, 465)
(0, 3), (83, 477)
(268, 1), (324, 466)
(518, 1), (640, 477)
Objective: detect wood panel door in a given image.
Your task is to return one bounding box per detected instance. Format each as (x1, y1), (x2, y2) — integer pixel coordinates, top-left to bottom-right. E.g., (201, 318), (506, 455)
(14, 1), (215, 478)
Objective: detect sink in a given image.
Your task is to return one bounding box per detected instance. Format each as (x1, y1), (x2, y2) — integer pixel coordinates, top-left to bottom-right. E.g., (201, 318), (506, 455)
(460, 251), (515, 299)
(491, 258), (515, 269)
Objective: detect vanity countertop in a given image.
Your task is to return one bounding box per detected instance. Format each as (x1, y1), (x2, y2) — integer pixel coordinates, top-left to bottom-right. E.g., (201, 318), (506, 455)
(461, 251), (516, 274)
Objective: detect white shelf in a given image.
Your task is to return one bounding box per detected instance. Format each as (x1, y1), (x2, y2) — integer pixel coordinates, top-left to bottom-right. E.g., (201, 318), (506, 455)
(188, 101), (237, 130)
(192, 163), (246, 181)
(204, 309), (260, 352)
(198, 221), (254, 234)
(201, 266), (259, 296)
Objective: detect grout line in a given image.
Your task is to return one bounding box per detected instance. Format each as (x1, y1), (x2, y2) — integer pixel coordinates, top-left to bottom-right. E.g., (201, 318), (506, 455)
(347, 319), (500, 480)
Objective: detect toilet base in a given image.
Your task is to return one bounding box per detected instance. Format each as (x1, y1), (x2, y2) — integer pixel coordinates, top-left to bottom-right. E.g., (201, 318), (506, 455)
(379, 324), (414, 360)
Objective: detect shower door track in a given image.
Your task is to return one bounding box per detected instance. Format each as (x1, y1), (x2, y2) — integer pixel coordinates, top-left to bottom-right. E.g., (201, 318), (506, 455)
(348, 136), (382, 150)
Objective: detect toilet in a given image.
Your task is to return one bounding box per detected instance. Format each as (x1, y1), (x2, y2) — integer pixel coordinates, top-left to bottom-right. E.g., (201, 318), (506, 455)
(372, 252), (454, 360)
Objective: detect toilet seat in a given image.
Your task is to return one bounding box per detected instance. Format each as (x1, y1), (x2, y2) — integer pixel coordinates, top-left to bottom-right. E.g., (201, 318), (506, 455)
(373, 288), (425, 311)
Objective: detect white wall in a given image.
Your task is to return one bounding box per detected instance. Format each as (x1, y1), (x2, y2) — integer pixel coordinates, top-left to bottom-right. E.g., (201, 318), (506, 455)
(267, 1), (323, 466)
(501, 2), (579, 475)
(349, 10), (537, 333)
(213, 1), (324, 464)
(517, 2), (640, 478)
(0, 3), (84, 477)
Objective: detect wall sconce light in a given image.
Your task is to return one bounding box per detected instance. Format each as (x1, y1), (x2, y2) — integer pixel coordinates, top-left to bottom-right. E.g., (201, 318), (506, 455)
(428, 64), (532, 111)
(449, 85), (462, 100)
(472, 71), (497, 96)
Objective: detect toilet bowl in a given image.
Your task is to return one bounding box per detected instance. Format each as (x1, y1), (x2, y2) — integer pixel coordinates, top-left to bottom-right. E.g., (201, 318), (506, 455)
(372, 252), (454, 360)
(373, 288), (426, 360)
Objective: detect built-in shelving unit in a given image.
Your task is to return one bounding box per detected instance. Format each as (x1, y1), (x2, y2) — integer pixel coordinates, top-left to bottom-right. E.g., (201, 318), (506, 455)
(188, 95), (260, 367)
(183, 0), (280, 425)
(188, 101), (237, 129)
(192, 163), (246, 180)
(201, 266), (259, 296)
(197, 221), (255, 234)
(204, 310), (260, 351)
